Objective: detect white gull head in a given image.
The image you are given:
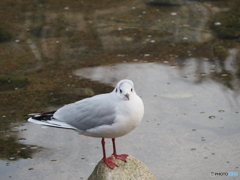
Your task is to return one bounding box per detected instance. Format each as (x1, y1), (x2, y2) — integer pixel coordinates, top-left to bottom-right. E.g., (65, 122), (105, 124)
(113, 79), (136, 101)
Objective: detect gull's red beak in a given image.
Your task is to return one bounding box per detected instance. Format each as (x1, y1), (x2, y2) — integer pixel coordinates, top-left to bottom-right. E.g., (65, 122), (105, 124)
(125, 93), (129, 100)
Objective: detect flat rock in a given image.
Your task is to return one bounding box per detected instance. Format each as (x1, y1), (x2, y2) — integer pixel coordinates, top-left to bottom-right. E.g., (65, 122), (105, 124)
(88, 155), (156, 180)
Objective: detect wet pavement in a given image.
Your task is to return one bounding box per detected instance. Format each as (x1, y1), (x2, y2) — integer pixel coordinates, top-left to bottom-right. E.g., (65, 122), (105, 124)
(0, 0), (240, 179)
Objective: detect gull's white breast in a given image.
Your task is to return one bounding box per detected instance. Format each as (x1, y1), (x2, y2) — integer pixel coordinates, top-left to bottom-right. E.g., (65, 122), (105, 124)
(84, 95), (144, 138)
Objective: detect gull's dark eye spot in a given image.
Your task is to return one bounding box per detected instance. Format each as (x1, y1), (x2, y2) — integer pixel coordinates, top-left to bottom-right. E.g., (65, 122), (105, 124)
(120, 89), (122, 93)
(131, 88), (133, 92)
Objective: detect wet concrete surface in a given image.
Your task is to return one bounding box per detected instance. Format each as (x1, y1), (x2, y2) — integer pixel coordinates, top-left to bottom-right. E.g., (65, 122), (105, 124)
(0, 0), (240, 179)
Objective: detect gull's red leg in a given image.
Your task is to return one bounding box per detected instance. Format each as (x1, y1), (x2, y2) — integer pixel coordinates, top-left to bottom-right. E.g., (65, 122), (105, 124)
(112, 138), (128, 161)
(101, 138), (117, 169)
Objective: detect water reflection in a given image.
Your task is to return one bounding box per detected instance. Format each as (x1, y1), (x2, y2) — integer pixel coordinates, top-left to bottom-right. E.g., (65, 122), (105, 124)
(177, 48), (240, 98)
(0, 0), (240, 179)
(74, 61), (240, 111)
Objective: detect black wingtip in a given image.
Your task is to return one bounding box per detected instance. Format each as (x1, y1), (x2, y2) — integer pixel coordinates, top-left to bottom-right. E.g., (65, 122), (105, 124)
(24, 111), (56, 121)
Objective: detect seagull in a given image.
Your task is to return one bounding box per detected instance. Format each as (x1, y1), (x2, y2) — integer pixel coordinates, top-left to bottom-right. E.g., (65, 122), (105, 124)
(27, 79), (144, 169)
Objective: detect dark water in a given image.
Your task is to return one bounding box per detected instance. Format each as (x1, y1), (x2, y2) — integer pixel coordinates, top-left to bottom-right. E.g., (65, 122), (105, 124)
(0, 0), (240, 179)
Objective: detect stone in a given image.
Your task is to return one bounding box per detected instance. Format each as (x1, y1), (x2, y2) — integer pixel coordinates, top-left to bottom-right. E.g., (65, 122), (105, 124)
(88, 155), (156, 180)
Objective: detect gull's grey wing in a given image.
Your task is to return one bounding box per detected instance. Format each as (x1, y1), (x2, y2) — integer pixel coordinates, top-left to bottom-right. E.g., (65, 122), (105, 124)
(53, 93), (116, 131)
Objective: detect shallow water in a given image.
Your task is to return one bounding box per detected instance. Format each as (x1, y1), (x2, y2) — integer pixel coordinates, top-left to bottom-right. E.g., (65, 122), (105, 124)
(0, 0), (240, 179)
